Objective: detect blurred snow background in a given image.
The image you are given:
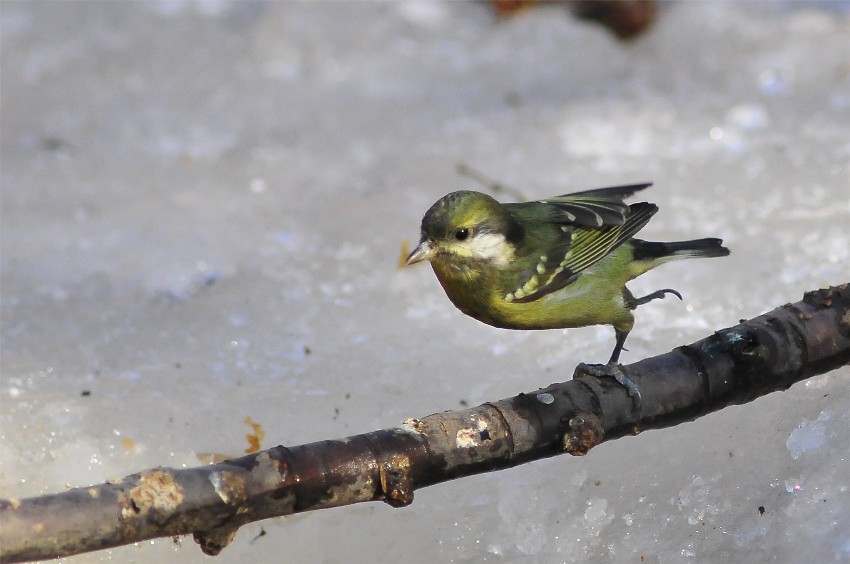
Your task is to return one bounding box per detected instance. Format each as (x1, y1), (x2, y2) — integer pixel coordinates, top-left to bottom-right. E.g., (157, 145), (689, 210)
(1, 1), (849, 562)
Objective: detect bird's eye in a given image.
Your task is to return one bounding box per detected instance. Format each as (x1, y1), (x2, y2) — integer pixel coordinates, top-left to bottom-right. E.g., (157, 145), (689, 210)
(454, 228), (470, 241)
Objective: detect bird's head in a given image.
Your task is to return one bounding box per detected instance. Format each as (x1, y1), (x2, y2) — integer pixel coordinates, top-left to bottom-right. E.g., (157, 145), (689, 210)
(406, 191), (524, 274)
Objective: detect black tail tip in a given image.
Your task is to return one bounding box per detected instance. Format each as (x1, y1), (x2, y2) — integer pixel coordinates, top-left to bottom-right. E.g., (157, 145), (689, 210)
(702, 238), (731, 257)
(632, 238), (730, 261)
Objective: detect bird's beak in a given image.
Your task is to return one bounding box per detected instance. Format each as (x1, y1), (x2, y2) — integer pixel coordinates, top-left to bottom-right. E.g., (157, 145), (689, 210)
(405, 239), (435, 266)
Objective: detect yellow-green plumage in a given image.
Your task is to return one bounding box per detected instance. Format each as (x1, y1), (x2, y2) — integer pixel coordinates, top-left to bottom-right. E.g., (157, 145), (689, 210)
(407, 183), (729, 368)
(433, 243), (643, 333)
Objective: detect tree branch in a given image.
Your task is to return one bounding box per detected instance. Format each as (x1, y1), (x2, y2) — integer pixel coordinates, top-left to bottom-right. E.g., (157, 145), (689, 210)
(2, 284), (848, 563)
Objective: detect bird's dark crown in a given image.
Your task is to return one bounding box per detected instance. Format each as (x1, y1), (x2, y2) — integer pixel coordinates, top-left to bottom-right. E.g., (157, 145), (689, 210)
(421, 191), (523, 243)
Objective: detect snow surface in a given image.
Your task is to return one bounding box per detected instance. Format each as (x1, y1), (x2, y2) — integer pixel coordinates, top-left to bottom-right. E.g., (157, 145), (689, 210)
(1, 1), (849, 562)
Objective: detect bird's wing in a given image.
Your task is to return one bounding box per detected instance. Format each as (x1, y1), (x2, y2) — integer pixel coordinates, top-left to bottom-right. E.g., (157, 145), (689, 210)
(505, 197), (658, 303)
(536, 183), (652, 227)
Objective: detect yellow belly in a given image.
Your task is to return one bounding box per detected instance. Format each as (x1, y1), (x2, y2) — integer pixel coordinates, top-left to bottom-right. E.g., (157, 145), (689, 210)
(433, 247), (642, 333)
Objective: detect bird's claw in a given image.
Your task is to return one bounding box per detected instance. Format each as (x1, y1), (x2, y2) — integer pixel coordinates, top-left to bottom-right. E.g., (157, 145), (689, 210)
(633, 288), (682, 306)
(576, 362), (642, 412)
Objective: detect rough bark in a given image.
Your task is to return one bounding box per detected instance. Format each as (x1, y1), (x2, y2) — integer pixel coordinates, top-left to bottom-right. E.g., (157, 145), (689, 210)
(1, 284), (848, 563)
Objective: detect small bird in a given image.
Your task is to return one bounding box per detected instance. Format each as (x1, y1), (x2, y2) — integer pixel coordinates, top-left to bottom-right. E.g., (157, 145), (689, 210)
(406, 182), (729, 405)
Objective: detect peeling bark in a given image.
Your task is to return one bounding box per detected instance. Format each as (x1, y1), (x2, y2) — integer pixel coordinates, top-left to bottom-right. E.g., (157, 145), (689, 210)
(1, 284), (848, 563)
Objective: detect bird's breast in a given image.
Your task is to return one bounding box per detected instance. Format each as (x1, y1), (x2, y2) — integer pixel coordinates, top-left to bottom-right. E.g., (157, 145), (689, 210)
(431, 258), (633, 331)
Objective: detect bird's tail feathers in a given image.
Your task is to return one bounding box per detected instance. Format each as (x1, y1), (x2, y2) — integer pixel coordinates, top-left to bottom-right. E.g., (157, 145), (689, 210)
(631, 238), (730, 263)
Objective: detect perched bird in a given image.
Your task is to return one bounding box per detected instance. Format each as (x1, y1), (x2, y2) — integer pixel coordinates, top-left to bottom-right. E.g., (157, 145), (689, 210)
(406, 183), (729, 405)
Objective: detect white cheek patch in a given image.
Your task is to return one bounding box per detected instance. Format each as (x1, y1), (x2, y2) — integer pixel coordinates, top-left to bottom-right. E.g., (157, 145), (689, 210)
(466, 233), (515, 268)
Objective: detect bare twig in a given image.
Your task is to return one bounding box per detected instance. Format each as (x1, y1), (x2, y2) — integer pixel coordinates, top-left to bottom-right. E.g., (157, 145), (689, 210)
(1, 284), (848, 563)
(455, 162), (528, 201)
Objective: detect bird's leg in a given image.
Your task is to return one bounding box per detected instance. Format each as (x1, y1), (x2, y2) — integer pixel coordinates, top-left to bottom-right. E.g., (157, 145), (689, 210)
(629, 288), (682, 308)
(575, 288), (683, 411)
(576, 329), (641, 411)
(607, 328), (629, 366)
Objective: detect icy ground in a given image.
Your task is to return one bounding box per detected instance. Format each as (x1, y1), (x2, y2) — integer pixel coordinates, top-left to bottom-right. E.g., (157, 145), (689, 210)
(1, 2), (849, 562)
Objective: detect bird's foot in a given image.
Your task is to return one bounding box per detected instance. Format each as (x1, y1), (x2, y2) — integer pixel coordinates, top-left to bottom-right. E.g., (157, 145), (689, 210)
(576, 362), (642, 412)
(632, 288), (682, 307)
